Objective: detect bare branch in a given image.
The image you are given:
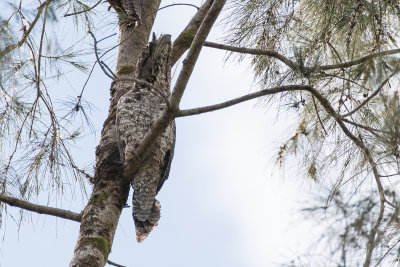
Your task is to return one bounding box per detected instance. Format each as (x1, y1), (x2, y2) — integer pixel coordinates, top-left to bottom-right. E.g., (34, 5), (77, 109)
(106, 259), (126, 267)
(158, 3), (199, 12)
(0, 193), (81, 222)
(177, 85), (311, 117)
(319, 48), (400, 71)
(88, 31), (116, 80)
(170, 0), (214, 65)
(342, 66), (400, 117)
(203, 41), (400, 74)
(203, 41), (296, 70)
(64, 0), (103, 17)
(170, 0), (226, 109)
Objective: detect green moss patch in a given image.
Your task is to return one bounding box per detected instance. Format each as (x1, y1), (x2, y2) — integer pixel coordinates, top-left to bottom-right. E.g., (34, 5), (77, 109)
(79, 236), (112, 260)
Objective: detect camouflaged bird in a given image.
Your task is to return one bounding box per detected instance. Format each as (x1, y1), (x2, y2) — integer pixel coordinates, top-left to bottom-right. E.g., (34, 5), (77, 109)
(107, 0), (143, 25)
(116, 34), (175, 242)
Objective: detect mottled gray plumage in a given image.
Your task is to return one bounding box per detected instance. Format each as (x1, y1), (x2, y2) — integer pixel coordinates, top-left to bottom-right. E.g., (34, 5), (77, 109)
(121, 0), (142, 23)
(116, 34), (175, 242)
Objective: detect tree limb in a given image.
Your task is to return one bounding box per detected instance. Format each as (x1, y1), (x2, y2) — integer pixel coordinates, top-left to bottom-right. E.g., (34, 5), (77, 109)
(0, 193), (81, 222)
(178, 80), (385, 266)
(124, 0), (226, 179)
(203, 41), (400, 74)
(170, 0), (214, 65)
(170, 0), (226, 109)
(177, 85), (311, 117)
(203, 41), (296, 70)
(319, 48), (400, 71)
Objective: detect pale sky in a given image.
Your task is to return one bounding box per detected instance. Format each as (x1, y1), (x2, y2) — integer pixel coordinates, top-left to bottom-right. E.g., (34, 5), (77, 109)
(0, 1), (315, 266)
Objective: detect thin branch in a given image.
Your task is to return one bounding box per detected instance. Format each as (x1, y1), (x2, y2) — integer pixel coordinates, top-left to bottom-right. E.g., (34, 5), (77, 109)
(64, 0), (103, 17)
(177, 85), (311, 117)
(0, 193), (81, 222)
(203, 41), (296, 70)
(342, 66), (400, 117)
(170, 0), (227, 109)
(312, 95), (328, 135)
(170, 0), (214, 65)
(158, 3), (200, 12)
(124, 0), (226, 179)
(106, 259), (126, 267)
(203, 42), (400, 74)
(88, 31), (116, 80)
(374, 238), (400, 267)
(319, 48), (400, 71)
(0, 0), (51, 60)
(342, 118), (389, 135)
(379, 173), (399, 178)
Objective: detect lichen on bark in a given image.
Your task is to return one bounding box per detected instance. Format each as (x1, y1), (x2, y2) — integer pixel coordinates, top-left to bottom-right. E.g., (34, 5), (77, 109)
(77, 236), (112, 260)
(116, 66), (135, 75)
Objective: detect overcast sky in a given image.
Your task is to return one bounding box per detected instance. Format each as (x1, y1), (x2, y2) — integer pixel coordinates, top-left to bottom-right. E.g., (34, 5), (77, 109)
(0, 1), (316, 266)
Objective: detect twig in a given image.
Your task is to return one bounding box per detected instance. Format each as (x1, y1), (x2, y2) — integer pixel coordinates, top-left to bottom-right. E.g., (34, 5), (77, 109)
(341, 118), (389, 135)
(342, 66), (400, 117)
(0, 193), (81, 222)
(101, 61), (117, 78)
(88, 31), (116, 80)
(319, 48), (400, 71)
(64, 0), (103, 17)
(107, 259), (126, 267)
(312, 95), (328, 135)
(204, 41), (296, 71)
(158, 3), (199, 11)
(0, 0), (52, 60)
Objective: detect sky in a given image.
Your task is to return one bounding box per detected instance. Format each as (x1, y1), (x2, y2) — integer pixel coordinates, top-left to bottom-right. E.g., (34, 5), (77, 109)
(0, 1), (318, 266)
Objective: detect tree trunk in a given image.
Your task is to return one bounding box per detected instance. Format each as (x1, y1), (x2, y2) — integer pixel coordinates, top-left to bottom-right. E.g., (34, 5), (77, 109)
(69, 2), (161, 266)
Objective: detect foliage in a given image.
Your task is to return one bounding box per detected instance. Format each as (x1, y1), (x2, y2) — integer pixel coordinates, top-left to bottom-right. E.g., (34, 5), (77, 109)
(1, 0), (400, 265)
(227, 0), (400, 265)
(0, 0), (100, 203)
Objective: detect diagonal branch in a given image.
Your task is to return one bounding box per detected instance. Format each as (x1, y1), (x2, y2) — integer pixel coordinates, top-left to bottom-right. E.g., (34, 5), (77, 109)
(203, 41), (296, 70)
(319, 48), (400, 71)
(0, 193), (81, 222)
(342, 66), (400, 117)
(0, 0), (52, 60)
(170, 0), (214, 65)
(170, 0), (226, 109)
(124, 0), (226, 178)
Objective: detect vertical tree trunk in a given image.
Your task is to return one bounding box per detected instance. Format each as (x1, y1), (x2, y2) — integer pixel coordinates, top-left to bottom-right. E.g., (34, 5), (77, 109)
(69, 2), (161, 266)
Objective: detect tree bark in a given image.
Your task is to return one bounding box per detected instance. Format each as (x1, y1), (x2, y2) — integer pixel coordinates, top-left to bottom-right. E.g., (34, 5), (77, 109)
(69, 2), (161, 266)
(70, 0), (225, 265)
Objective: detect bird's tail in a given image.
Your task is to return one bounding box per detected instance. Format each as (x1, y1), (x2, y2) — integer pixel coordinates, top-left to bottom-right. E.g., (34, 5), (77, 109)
(134, 199), (161, 242)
